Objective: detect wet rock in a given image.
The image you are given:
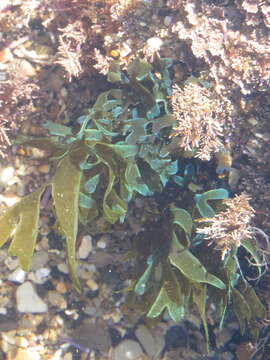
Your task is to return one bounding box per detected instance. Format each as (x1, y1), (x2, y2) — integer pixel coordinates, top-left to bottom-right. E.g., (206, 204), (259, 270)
(69, 321), (111, 353)
(0, 314), (18, 332)
(30, 268), (51, 284)
(112, 339), (144, 360)
(97, 235), (109, 249)
(16, 282), (48, 313)
(135, 324), (164, 358)
(12, 348), (40, 360)
(30, 251), (49, 271)
(228, 167), (240, 190)
(0, 166), (15, 185)
(77, 235), (92, 259)
(47, 290), (67, 310)
(8, 268), (26, 283)
(37, 164), (50, 174)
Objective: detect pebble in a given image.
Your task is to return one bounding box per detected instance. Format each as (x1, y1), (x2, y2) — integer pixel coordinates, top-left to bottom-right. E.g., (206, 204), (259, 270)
(62, 353), (73, 360)
(12, 58), (37, 77)
(16, 282), (48, 313)
(146, 37), (163, 51)
(30, 251), (49, 271)
(57, 263), (69, 274)
(70, 322), (111, 353)
(0, 166), (15, 185)
(28, 268), (50, 284)
(7, 268), (26, 283)
(0, 194), (20, 207)
(135, 325), (164, 358)
(86, 278), (99, 291)
(247, 117), (258, 126)
(47, 290), (67, 310)
(37, 164), (50, 174)
(16, 184), (26, 197)
(11, 348), (40, 360)
(112, 339), (144, 360)
(83, 305), (97, 316)
(120, 42), (132, 57)
(164, 15), (172, 26)
(0, 48), (13, 63)
(97, 235), (108, 249)
(56, 281), (67, 294)
(0, 71), (7, 80)
(77, 235), (92, 259)
(5, 257), (19, 271)
(228, 167), (240, 190)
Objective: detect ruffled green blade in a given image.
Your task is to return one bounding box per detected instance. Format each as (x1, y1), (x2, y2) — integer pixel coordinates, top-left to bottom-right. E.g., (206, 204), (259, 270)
(169, 232), (226, 289)
(232, 288), (252, 334)
(238, 284), (266, 338)
(0, 187), (45, 270)
(15, 135), (68, 154)
(170, 207), (193, 237)
(52, 155), (82, 291)
(0, 205), (19, 248)
(94, 143), (128, 223)
(195, 189), (229, 218)
(134, 255), (154, 296)
(192, 284), (209, 352)
(125, 163), (150, 196)
(147, 285), (184, 321)
(127, 58), (152, 81)
(42, 121), (73, 136)
(241, 238), (263, 277)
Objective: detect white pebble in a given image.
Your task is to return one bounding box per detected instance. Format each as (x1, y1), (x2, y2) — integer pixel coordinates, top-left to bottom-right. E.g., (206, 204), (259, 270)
(16, 281), (48, 313)
(13, 348), (40, 360)
(28, 268), (50, 284)
(0, 166), (15, 185)
(77, 235), (92, 259)
(8, 268), (26, 283)
(146, 37), (163, 51)
(97, 235), (108, 249)
(0, 194), (19, 207)
(112, 339), (144, 360)
(120, 42), (132, 57)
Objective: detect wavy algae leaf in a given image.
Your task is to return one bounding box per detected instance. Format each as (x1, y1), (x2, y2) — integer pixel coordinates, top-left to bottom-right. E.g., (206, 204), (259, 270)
(124, 163), (150, 197)
(169, 232), (226, 289)
(237, 284), (266, 338)
(241, 238), (263, 277)
(134, 255), (154, 296)
(127, 57), (152, 81)
(15, 135), (68, 154)
(0, 186), (45, 270)
(195, 189), (229, 218)
(147, 284), (184, 322)
(94, 143), (128, 223)
(52, 155), (83, 291)
(243, 286), (266, 320)
(42, 120), (73, 136)
(192, 284), (209, 352)
(232, 288), (252, 334)
(0, 206), (19, 248)
(170, 207), (193, 238)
